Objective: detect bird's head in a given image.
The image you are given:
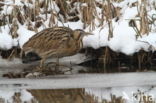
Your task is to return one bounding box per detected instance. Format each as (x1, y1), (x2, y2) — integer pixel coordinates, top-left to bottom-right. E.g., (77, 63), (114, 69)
(73, 29), (92, 40)
(72, 29), (92, 49)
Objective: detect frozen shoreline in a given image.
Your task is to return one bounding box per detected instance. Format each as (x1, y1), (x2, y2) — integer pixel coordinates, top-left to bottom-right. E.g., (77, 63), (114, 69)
(0, 72), (156, 89)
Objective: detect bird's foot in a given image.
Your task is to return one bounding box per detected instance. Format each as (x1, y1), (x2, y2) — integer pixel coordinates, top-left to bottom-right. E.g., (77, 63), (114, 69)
(59, 65), (73, 74)
(46, 62), (73, 74)
(35, 66), (46, 72)
(32, 65), (62, 75)
(25, 72), (44, 78)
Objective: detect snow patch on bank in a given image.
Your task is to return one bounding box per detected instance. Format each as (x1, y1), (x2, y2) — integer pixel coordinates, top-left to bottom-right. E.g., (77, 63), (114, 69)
(0, 0), (156, 56)
(17, 25), (36, 48)
(82, 0), (156, 55)
(0, 89), (33, 103)
(0, 25), (18, 50)
(83, 20), (153, 55)
(85, 86), (156, 103)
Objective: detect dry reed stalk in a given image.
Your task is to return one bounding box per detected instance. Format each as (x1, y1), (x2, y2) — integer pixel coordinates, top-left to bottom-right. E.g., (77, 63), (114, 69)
(49, 12), (58, 27)
(136, 48), (153, 70)
(10, 18), (19, 38)
(139, 0), (149, 35)
(30, 89), (98, 103)
(55, 0), (70, 22)
(23, 5), (31, 20)
(99, 1), (121, 67)
(0, 14), (6, 26)
(115, 7), (121, 21)
(99, 3), (106, 27)
(70, 0), (90, 5)
(33, 1), (40, 22)
(44, 0), (49, 19)
(106, 0), (113, 40)
(26, 18), (36, 31)
(102, 94), (125, 103)
(98, 47), (113, 71)
(80, 0), (96, 30)
(101, 0), (115, 40)
(96, 1), (122, 27)
(13, 6), (25, 25)
(35, 1), (40, 15)
(0, 0), (4, 12)
(12, 92), (22, 103)
(112, 0), (124, 2)
(129, 19), (142, 38)
(103, 47), (111, 71)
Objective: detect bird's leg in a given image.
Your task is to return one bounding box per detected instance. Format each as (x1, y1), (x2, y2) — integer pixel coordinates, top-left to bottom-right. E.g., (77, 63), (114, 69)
(55, 57), (72, 73)
(55, 57), (60, 73)
(38, 58), (45, 71)
(57, 57), (59, 65)
(44, 58), (73, 74)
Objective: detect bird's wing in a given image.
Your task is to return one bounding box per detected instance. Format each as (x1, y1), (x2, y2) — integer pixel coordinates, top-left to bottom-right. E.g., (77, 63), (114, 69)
(23, 27), (73, 54)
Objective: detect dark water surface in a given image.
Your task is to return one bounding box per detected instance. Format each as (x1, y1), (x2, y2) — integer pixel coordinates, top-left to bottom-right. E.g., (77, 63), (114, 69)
(1, 59), (156, 103)
(0, 86), (156, 103)
(0, 72), (156, 103)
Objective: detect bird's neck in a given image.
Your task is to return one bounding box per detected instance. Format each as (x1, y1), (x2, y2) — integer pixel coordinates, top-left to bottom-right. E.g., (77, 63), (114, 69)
(77, 37), (83, 50)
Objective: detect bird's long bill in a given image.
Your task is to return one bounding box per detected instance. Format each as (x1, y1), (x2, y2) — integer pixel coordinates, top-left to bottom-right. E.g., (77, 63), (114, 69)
(84, 32), (93, 35)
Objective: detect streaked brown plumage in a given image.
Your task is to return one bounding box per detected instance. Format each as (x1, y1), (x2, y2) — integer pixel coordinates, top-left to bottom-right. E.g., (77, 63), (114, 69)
(22, 26), (91, 69)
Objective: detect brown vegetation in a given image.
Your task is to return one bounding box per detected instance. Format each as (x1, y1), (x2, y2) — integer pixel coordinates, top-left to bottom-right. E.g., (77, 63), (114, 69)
(0, 0), (156, 70)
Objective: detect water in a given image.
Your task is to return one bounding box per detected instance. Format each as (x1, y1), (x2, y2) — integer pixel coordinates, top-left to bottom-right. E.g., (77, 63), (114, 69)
(0, 86), (156, 103)
(0, 73), (156, 103)
(1, 59), (156, 103)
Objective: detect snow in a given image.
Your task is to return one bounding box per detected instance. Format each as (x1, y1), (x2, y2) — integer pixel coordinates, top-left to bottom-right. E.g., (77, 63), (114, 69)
(1, 86), (156, 103)
(85, 86), (156, 103)
(81, 0), (156, 55)
(0, 72), (156, 102)
(0, 89), (33, 103)
(20, 90), (33, 102)
(0, 25), (17, 50)
(83, 20), (151, 55)
(0, 90), (14, 102)
(0, 0), (156, 56)
(122, 7), (138, 19)
(17, 25), (36, 48)
(48, 1), (60, 13)
(58, 20), (84, 30)
(1, 5), (13, 14)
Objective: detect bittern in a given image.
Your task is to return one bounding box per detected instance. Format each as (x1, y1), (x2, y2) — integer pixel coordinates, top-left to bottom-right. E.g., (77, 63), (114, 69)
(22, 26), (91, 70)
